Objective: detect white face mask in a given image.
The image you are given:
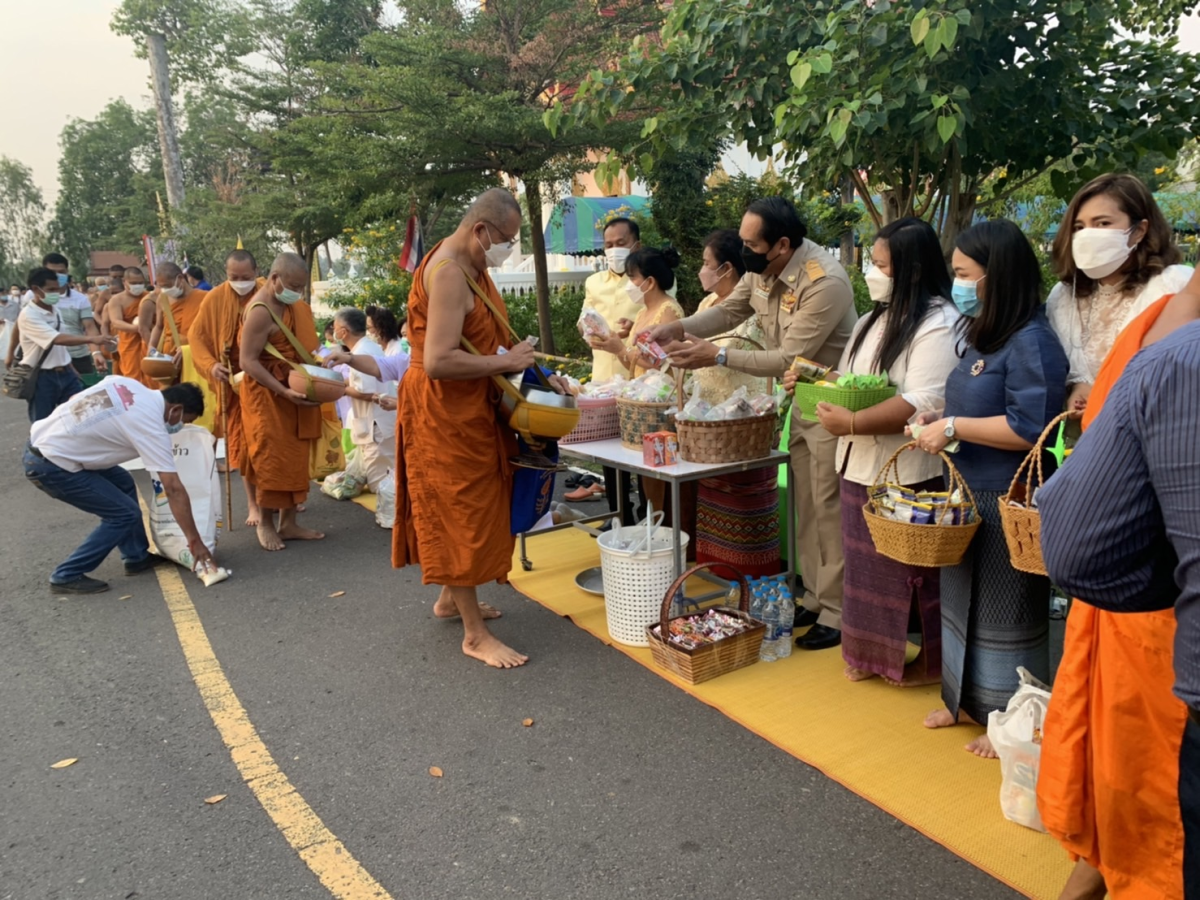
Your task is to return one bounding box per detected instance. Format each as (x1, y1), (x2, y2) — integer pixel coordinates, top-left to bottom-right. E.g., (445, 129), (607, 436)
(606, 247), (631, 275)
(128, 284), (147, 296)
(230, 279), (257, 296)
(625, 279), (647, 306)
(1072, 227), (1136, 280)
(477, 226), (515, 268)
(864, 266), (893, 304)
(164, 285), (184, 299)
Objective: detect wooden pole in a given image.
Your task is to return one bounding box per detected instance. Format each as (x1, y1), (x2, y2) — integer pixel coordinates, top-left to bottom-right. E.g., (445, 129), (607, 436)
(220, 350), (234, 532)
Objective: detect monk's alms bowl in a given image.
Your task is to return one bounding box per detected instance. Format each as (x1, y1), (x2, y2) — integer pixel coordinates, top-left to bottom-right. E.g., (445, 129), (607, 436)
(141, 352), (180, 381)
(501, 383), (580, 441)
(288, 364), (346, 403)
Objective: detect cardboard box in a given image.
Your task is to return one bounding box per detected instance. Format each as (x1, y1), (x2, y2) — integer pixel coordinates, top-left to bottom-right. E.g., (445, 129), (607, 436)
(642, 431), (678, 467)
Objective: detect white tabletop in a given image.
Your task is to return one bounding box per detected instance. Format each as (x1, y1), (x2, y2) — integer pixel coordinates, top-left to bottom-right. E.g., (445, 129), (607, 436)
(559, 438), (787, 483)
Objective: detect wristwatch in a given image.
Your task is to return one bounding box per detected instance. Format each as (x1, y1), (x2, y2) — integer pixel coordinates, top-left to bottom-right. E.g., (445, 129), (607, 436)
(944, 416), (957, 440)
(715, 347), (728, 367)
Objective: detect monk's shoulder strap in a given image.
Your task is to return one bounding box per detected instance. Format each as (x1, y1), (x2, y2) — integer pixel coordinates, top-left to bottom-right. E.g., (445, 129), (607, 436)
(246, 300), (316, 367)
(157, 294), (182, 352)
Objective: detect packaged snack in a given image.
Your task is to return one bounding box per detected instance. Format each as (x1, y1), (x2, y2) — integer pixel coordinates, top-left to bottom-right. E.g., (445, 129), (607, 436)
(674, 383), (712, 421)
(642, 431), (679, 467)
(576, 308), (611, 340)
(835, 372), (890, 390)
(909, 502), (935, 525)
(635, 331), (669, 367)
(790, 356), (832, 383)
(705, 386), (755, 421)
(748, 392), (778, 416)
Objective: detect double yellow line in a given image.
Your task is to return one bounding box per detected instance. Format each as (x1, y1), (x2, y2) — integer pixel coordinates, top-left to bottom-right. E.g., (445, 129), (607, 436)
(155, 565), (393, 899)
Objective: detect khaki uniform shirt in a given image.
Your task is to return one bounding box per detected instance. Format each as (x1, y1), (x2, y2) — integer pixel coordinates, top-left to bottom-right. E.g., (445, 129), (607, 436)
(685, 239), (857, 377)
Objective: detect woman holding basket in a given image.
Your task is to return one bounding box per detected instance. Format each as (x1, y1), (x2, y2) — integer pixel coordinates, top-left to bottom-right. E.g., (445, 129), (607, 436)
(788, 218), (960, 686)
(911, 219), (1068, 758)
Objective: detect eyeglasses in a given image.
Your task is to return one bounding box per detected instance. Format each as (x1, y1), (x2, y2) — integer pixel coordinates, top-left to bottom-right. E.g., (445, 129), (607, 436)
(482, 221), (519, 244)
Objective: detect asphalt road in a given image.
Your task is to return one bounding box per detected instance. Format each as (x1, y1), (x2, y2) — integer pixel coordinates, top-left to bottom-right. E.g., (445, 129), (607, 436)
(1, 395), (1024, 900)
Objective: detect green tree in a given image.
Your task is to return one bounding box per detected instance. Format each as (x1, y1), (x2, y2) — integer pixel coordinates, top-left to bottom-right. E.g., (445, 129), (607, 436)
(572, 0), (1200, 252)
(0, 157), (45, 286)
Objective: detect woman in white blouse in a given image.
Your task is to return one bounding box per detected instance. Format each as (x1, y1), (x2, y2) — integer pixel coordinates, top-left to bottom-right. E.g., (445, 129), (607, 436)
(1046, 173), (1193, 412)
(789, 217), (961, 687)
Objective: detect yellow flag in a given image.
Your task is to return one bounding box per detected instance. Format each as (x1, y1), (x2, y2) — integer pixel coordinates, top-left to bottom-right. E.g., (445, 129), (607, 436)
(236, 235), (244, 250)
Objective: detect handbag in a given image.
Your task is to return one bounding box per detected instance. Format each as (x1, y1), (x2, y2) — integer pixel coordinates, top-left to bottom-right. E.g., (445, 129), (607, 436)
(2, 324), (55, 401)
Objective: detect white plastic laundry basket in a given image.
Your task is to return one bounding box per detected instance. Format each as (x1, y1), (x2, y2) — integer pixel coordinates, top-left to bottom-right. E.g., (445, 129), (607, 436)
(597, 519), (690, 647)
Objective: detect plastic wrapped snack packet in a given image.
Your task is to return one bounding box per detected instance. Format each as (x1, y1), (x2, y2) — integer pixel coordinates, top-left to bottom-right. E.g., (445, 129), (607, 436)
(577, 308), (610, 340)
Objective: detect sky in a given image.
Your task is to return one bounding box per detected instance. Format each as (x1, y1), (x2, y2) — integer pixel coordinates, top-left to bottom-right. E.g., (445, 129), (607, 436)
(1, 2), (1198, 210)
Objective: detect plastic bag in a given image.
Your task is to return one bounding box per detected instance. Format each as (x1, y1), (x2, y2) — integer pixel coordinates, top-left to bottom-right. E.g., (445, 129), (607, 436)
(577, 308), (610, 340)
(705, 386), (755, 421)
(320, 461), (367, 501)
(375, 469), (396, 528)
(147, 425), (219, 568)
(987, 667), (1051, 833)
(674, 382), (712, 421)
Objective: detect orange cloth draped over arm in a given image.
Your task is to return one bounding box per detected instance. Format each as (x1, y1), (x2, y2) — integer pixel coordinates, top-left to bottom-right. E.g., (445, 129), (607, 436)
(237, 300), (322, 510)
(391, 244), (519, 586)
(159, 290), (207, 355)
(1037, 293), (1187, 900)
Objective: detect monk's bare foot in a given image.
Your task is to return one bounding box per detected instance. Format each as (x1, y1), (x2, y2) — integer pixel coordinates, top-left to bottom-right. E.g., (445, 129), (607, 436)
(434, 596), (502, 620)
(844, 665), (877, 682)
(924, 707), (965, 729)
(296, 503), (306, 513)
(278, 524), (325, 541)
(462, 632), (528, 669)
(965, 734), (998, 759)
(257, 521), (285, 551)
(246, 503), (262, 527)
(1058, 860), (1107, 900)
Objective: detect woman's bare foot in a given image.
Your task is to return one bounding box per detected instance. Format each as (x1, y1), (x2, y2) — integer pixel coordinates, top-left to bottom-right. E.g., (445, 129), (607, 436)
(924, 707), (972, 729)
(278, 524), (325, 541)
(965, 734), (998, 759)
(884, 670), (942, 688)
(462, 632), (529, 668)
(434, 595), (502, 620)
(256, 521), (285, 551)
(844, 666), (877, 682)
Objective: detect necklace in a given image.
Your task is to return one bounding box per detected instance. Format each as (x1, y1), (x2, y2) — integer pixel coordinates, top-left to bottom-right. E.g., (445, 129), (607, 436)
(1093, 281), (1126, 299)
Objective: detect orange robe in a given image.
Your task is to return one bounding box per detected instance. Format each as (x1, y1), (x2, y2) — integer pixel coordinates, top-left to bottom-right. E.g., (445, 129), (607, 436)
(190, 281), (263, 470)
(112, 293), (154, 387)
(1037, 293), (1186, 899)
(158, 289), (207, 355)
(237, 300), (322, 510)
(392, 245), (519, 586)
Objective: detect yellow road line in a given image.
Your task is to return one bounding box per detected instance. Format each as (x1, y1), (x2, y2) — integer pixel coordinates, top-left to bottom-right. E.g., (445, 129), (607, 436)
(154, 565), (393, 900)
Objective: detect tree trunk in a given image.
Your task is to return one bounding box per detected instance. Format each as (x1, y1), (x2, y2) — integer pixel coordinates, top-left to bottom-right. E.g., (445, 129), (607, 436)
(839, 175), (855, 269)
(524, 178), (556, 355)
(146, 33), (186, 218)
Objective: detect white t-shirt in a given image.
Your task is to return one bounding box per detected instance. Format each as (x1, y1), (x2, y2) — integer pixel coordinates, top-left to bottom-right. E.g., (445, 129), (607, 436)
(30, 377), (177, 474)
(347, 335), (396, 439)
(17, 303), (73, 369)
(54, 289), (95, 359)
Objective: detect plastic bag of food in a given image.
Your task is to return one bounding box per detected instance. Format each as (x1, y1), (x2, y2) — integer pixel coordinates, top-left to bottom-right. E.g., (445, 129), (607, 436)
(577, 308), (611, 340)
(705, 386), (755, 420)
(375, 469), (396, 528)
(673, 382), (711, 421)
(987, 668), (1052, 833)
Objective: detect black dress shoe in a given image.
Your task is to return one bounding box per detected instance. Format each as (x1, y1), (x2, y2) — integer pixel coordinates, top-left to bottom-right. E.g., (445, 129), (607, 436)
(794, 607), (819, 629)
(50, 576), (110, 594)
(565, 473), (585, 488)
(124, 555), (164, 575)
(796, 624), (841, 650)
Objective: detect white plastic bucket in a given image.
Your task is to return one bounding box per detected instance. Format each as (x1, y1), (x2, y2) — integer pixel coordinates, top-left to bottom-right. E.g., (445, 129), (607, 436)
(597, 520), (689, 647)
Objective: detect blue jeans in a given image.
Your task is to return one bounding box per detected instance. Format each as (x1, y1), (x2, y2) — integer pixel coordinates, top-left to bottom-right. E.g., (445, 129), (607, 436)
(28, 367), (83, 422)
(23, 446), (150, 583)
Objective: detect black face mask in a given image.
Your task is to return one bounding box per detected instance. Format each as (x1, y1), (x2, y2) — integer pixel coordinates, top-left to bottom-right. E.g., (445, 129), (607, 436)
(741, 243), (776, 275)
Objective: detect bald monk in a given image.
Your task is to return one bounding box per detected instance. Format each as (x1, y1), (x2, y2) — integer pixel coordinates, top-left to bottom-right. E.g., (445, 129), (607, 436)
(105, 266), (157, 387)
(394, 188), (568, 669)
(190, 250), (266, 525)
(238, 252), (325, 552)
(147, 261), (208, 366)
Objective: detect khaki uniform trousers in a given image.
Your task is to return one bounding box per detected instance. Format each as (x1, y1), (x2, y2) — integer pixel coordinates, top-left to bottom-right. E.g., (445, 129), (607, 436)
(788, 413), (844, 629)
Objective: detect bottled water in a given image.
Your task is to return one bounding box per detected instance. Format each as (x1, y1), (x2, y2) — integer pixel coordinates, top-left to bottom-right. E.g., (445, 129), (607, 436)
(759, 586), (779, 662)
(774, 580), (794, 660)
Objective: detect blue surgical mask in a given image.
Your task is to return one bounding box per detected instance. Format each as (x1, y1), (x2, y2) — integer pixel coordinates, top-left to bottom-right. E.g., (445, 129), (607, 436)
(166, 421), (184, 435)
(951, 277), (984, 317)
(276, 287), (302, 305)
(56, 273), (69, 287)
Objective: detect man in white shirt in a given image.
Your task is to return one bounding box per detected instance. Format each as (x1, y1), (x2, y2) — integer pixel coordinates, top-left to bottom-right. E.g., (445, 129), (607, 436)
(15, 267), (116, 422)
(42, 253), (107, 378)
(333, 307), (396, 491)
(24, 380), (218, 594)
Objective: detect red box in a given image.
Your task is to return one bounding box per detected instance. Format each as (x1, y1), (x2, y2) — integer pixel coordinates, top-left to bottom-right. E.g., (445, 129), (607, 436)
(642, 431), (679, 467)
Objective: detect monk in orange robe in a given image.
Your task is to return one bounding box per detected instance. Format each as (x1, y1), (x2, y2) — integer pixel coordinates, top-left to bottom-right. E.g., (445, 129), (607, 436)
(1038, 271), (1200, 900)
(190, 250), (265, 526)
(147, 261), (207, 360)
(105, 266), (157, 388)
(238, 252), (325, 552)
(393, 189), (568, 669)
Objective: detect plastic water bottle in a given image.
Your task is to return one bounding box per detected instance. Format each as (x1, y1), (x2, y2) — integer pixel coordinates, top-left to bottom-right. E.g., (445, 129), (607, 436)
(774, 579), (794, 659)
(759, 587), (779, 662)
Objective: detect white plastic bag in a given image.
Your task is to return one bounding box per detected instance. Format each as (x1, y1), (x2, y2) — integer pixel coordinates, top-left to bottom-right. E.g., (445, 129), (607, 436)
(375, 469), (396, 528)
(147, 425), (219, 569)
(987, 667), (1051, 832)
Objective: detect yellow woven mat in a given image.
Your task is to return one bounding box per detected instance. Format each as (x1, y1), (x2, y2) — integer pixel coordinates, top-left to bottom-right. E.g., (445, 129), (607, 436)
(350, 492), (377, 513)
(509, 528), (1071, 899)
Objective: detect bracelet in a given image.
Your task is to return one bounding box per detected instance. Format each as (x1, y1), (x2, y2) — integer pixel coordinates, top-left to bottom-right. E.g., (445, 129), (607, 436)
(850, 412), (856, 436)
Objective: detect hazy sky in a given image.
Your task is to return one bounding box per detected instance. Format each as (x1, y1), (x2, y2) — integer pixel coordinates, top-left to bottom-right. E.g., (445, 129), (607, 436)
(2, 1), (1198, 210)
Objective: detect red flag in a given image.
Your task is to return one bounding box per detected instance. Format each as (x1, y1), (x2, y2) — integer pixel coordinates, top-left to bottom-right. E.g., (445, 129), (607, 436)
(398, 216), (424, 273)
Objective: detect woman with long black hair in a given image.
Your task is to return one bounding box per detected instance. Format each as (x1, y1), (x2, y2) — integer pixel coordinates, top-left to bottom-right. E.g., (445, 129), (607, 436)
(912, 218), (1068, 757)
(797, 217), (960, 686)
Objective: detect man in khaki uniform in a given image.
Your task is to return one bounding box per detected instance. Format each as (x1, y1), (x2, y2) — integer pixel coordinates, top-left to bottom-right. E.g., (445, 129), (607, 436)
(649, 197), (857, 649)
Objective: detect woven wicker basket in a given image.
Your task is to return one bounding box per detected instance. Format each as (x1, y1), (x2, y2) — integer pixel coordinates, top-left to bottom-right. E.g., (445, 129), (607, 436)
(675, 413), (777, 464)
(561, 395), (620, 445)
(998, 411), (1079, 575)
(863, 442), (980, 567)
(646, 563), (765, 684)
(793, 382), (896, 422)
(617, 397), (677, 450)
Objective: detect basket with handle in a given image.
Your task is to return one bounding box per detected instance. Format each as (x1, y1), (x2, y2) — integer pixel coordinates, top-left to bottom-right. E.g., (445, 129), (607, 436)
(616, 397), (677, 449)
(561, 395), (620, 444)
(792, 382), (897, 422)
(597, 512), (690, 646)
(646, 563), (765, 684)
(998, 411), (1080, 575)
(863, 442), (981, 567)
(674, 336), (780, 464)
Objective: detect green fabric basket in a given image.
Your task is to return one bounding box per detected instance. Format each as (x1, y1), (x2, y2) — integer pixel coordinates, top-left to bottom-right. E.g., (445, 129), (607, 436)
(792, 382), (897, 422)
